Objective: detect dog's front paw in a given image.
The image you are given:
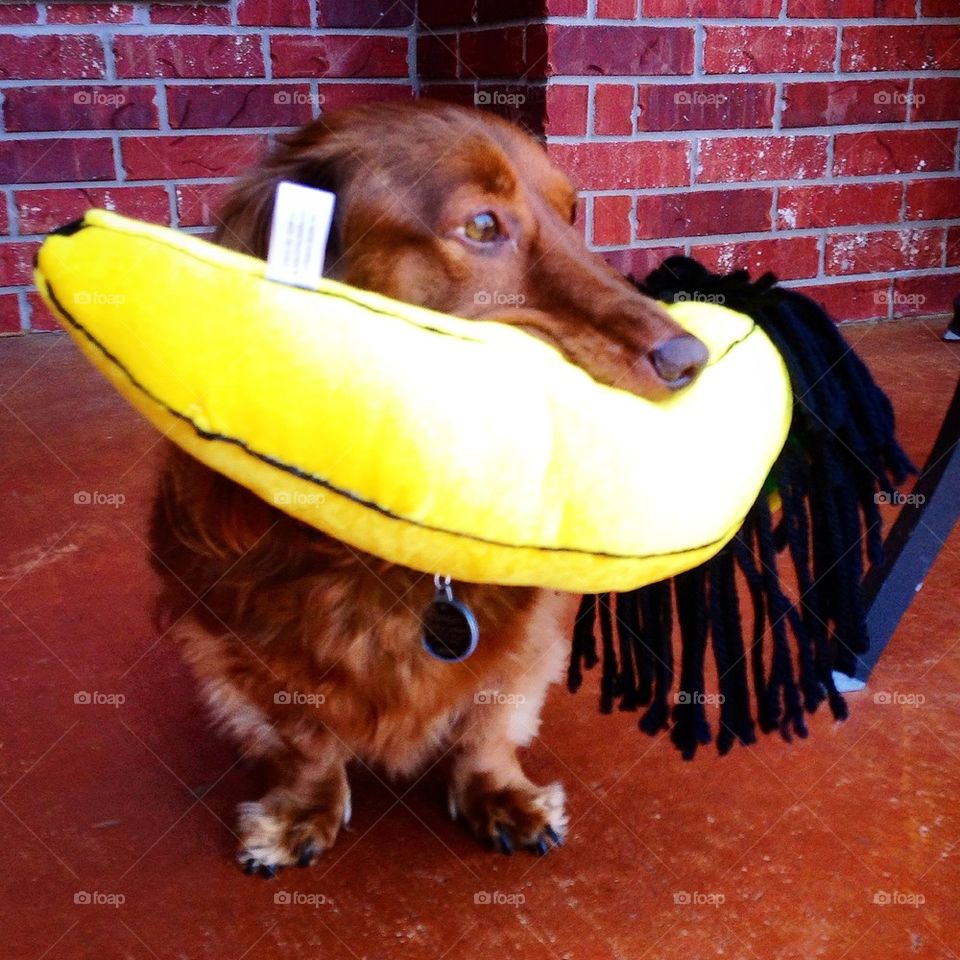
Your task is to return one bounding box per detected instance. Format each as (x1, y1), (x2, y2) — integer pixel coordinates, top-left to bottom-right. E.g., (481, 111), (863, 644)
(450, 774), (567, 856)
(236, 784), (350, 877)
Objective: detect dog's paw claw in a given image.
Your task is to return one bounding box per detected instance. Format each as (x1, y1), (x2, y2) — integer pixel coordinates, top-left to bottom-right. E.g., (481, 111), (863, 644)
(524, 825), (564, 856)
(296, 842), (319, 868)
(240, 856), (281, 878)
(236, 788), (346, 876)
(453, 777), (568, 857)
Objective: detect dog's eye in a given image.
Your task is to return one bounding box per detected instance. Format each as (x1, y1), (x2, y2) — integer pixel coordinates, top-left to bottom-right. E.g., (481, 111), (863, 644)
(463, 211), (502, 244)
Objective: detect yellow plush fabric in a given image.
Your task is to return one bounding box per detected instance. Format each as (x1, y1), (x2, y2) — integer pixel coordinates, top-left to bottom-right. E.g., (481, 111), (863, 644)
(35, 209), (791, 593)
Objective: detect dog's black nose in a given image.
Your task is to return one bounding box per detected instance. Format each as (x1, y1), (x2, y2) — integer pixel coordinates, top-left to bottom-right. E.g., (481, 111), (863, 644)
(648, 334), (709, 390)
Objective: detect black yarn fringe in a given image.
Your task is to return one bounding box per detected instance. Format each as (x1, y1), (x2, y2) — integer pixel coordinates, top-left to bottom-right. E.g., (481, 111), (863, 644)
(568, 256), (916, 759)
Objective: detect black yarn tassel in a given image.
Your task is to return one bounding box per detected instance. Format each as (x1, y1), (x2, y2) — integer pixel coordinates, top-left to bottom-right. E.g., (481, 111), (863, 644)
(598, 593), (617, 714)
(710, 548), (755, 753)
(671, 568), (712, 759)
(614, 591), (641, 711)
(774, 446), (826, 715)
(568, 593), (598, 694)
(754, 492), (807, 741)
(733, 524), (776, 735)
(633, 588), (658, 707)
(638, 582), (673, 735)
(567, 255), (914, 756)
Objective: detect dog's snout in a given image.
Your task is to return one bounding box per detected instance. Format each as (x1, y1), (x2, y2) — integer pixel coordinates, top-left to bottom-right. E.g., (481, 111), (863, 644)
(648, 335), (709, 390)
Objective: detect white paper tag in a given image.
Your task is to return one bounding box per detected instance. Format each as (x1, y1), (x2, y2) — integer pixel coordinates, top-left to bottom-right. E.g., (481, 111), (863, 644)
(265, 181), (336, 288)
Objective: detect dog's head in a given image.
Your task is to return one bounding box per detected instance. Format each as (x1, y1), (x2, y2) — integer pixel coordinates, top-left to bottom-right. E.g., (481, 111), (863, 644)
(215, 100), (707, 399)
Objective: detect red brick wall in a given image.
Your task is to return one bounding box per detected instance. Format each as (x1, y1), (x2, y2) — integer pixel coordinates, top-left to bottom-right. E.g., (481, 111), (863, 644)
(417, 0), (547, 132)
(0, 0), (417, 333)
(544, 3), (960, 322)
(3, 2), (959, 333)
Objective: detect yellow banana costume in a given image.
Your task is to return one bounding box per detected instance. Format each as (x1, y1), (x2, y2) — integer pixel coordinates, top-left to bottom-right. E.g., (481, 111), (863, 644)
(34, 210), (791, 593)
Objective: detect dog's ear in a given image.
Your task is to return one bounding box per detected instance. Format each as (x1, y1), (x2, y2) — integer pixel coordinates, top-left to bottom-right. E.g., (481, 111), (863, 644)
(212, 122), (348, 272)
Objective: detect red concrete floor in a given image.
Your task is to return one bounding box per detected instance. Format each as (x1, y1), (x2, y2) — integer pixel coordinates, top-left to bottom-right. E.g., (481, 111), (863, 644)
(1, 319), (958, 960)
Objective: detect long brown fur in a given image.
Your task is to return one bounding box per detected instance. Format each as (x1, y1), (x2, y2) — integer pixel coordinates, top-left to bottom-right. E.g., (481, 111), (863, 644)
(149, 101), (703, 871)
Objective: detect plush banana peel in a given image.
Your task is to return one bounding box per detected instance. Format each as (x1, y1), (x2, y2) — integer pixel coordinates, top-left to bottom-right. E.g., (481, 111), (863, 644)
(34, 209), (791, 593)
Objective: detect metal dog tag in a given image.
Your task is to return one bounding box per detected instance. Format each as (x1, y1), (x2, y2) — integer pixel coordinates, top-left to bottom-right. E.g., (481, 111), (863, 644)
(421, 575), (479, 662)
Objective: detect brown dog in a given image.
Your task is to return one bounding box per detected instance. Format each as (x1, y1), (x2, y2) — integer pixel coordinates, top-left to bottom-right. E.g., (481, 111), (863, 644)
(149, 101), (707, 874)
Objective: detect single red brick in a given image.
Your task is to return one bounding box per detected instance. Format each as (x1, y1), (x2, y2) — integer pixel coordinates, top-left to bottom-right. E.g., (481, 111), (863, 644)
(0, 138), (114, 184)
(794, 280), (891, 322)
(114, 35), (264, 79)
(415, 0), (475, 27)
(0, 203), (7, 235)
(596, 0), (636, 17)
(16, 186), (171, 234)
(121, 134), (268, 181)
(476, 0), (540, 21)
(418, 83), (478, 107)
(549, 141), (690, 190)
(592, 195), (633, 246)
(271, 34), (408, 78)
(167, 84), (314, 129)
(0, 241), (38, 286)
(704, 26), (835, 75)
(594, 85), (634, 136)
(27, 291), (60, 331)
(912, 78), (960, 122)
(777, 183), (901, 230)
(603, 246), (685, 280)
(922, 0), (958, 12)
(892, 273), (958, 317)
(548, 25), (694, 77)
(947, 226), (960, 266)
(319, 0), (415, 26)
(459, 28), (527, 77)
(149, 3), (232, 24)
(417, 34), (458, 80)
(826, 228), (945, 276)
(526, 24), (549, 80)
(645, 0), (778, 12)
(834, 129), (957, 176)
(238, 0), (310, 26)
(47, 3), (134, 22)
(545, 84), (588, 136)
(549, 0), (588, 11)
(317, 83), (413, 111)
(176, 182), (232, 227)
(0, 5), (37, 24)
(905, 178), (960, 221)
(691, 237), (820, 281)
(4, 85), (159, 132)
(634, 188), (773, 239)
(0, 35), (106, 80)
(842, 26), (960, 72)
(698, 136), (827, 183)
(637, 82), (774, 131)
(474, 84), (545, 137)
(0, 293), (23, 334)
(782, 80), (909, 128)
(788, 0), (914, 14)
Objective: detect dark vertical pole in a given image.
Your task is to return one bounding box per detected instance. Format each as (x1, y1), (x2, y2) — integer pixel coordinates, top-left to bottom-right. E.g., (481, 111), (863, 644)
(857, 378), (960, 681)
